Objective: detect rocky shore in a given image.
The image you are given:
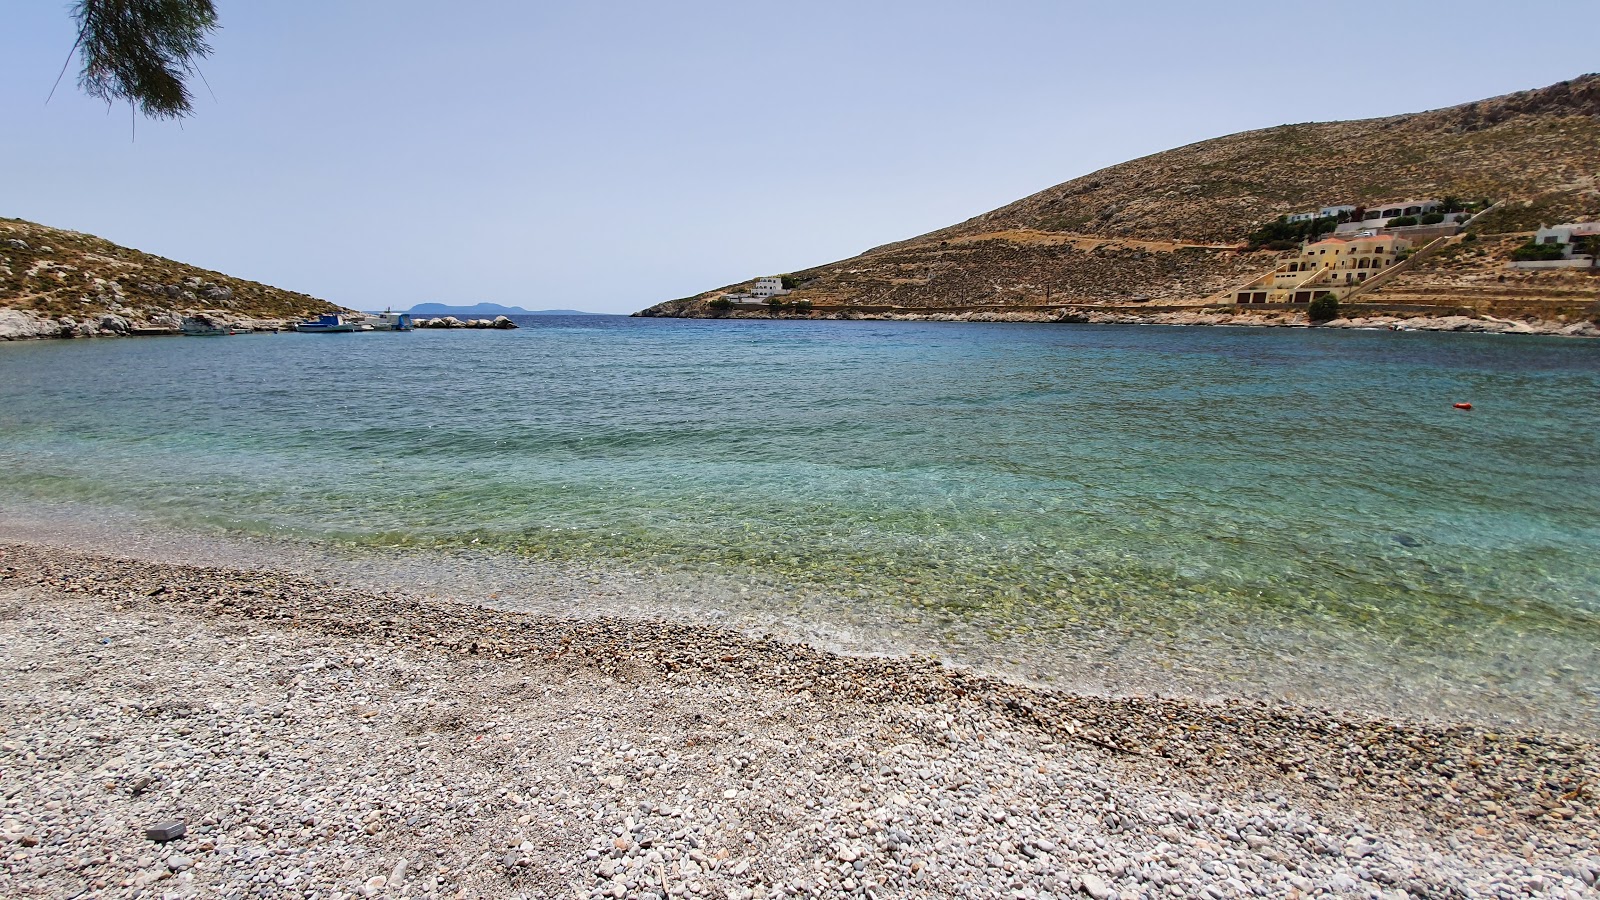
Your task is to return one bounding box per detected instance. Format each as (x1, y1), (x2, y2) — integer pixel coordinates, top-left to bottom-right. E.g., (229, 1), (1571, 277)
(0, 308), (301, 341)
(1, 542), (1596, 900)
(654, 306), (1600, 338)
(413, 315), (519, 330)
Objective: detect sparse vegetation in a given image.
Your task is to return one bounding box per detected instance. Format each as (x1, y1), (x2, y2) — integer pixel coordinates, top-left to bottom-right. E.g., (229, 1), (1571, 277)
(1575, 235), (1600, 269)
(1387, 216), (1419, 228)
(1511, 241), (1569, 262)
(1419, 213), (1445, 225)
(0, 218), (340, 322)
(1246, 215), (1337, 251)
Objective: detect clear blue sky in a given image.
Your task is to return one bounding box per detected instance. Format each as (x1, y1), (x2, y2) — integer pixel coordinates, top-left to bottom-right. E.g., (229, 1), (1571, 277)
(3, 2), (1594, 314)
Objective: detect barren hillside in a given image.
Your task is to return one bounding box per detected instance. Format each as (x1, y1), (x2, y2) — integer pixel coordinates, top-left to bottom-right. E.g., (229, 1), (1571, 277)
(640, 76), (1600, 320)
(0, 218), (343, 338)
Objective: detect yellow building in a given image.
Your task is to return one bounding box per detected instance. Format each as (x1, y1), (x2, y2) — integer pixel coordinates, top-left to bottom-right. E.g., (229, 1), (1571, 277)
(1235, 234), (1411, 304)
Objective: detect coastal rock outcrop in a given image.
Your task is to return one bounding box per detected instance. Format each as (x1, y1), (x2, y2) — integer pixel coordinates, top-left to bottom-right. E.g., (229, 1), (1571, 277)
(0, 309), (55, 340)
(413, 315), (520, 330)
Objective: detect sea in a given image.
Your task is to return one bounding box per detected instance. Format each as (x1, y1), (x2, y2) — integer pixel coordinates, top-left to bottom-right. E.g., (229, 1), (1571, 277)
(1, 316), (1596, 732)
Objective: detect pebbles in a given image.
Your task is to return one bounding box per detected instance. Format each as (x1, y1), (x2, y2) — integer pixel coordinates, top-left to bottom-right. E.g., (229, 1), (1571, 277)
(1, 542), (1597, 899)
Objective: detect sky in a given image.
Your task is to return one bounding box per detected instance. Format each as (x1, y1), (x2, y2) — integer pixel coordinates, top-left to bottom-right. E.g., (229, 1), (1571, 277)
(3, 2), (1595, 314)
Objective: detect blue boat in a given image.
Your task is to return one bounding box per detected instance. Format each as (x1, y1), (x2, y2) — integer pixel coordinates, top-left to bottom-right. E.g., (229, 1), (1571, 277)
(295, 314), (357, 334)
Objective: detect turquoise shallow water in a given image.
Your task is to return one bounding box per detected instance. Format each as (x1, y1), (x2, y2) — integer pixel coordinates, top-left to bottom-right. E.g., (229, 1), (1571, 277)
(1, 317), (1597, 727)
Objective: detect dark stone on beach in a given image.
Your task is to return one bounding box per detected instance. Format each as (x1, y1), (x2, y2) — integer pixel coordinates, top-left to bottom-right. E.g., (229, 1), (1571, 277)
(144, 820), (186, 842)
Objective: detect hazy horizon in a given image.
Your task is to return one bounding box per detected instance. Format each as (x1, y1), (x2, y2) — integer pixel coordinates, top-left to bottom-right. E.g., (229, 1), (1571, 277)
(4, 2), (1595, 314)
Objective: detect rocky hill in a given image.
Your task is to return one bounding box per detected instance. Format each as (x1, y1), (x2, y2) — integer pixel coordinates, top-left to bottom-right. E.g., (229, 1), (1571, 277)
(639, 76), (1600, 322)
(0, 218), (344, 339)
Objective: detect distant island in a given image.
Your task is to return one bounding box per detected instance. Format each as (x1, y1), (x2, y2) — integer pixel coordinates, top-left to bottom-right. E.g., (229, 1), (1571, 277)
(405, 303), (600, 317)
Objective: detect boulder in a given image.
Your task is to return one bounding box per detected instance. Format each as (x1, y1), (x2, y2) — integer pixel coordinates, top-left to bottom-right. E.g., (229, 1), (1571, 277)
(0, 309), (57, 340)
(97, 314), (130, 334)
(2, 239), (28, 251)
(490, 315), (518, 329)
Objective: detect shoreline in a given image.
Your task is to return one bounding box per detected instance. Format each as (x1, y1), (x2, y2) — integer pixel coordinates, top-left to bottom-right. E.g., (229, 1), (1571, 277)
(636, 306), (1600, 337)
(2, 506), (1593, 739)
(6, 303), (1600, 341)
(2, 541), (1596, 898)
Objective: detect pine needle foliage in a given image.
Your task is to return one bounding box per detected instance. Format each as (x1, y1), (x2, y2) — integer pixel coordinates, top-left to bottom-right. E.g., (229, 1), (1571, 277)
(72, 0), (219, 119)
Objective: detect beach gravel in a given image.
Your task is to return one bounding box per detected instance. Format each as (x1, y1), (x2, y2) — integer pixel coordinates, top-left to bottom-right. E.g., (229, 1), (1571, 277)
(1, 542), (1596, 899)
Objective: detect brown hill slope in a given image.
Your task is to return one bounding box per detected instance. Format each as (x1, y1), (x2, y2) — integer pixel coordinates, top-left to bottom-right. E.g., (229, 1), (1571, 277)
(640, 76), (1600, 318)
(0, 218), (344, 338)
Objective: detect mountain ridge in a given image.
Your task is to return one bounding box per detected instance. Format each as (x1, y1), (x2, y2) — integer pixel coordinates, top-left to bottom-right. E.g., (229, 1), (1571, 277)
(638, 75), (1600, 323)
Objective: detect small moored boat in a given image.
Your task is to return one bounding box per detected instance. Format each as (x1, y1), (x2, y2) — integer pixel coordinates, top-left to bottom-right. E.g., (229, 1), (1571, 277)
(295, 314), (358, 334)
(368, 311), (413, 331)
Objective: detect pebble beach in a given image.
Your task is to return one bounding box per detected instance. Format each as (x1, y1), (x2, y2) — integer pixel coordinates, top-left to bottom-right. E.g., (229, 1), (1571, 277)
(2, 542), (1597, 900)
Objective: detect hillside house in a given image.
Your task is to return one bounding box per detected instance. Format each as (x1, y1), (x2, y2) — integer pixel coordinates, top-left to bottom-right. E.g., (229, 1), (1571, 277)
(1334, 199), (1445, 234)
(724, 276), (792, 305)
(1234, 234), (1411, 304)
(751, 277), (789, 299)
(1285, 205), (1356, 224)
(1532, 222), (1600, 257)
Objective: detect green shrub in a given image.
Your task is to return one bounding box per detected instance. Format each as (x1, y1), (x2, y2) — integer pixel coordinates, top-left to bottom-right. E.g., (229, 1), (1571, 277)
(765, 296), (786, 309)
(1511, 241), (1568, 261)
(1387, 215), (1419, 227)
(707, 296), (732, 312)
(1463, 233), (1478, 242)
(1308, 293), (1339, 322)
(1419, 212), (1445, 225)
(780, 274), (799, 289)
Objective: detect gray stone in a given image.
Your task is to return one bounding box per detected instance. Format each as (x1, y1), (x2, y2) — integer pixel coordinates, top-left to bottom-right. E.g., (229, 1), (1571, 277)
(1081, 873), (1113, 899)
(144, 820), (186, 842)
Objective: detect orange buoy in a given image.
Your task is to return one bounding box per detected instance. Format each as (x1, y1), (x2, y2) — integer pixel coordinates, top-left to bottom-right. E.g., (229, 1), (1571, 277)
(1453, 402), (1473, 410)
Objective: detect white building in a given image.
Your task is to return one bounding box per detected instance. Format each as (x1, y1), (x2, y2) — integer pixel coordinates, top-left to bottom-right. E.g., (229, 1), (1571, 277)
(751, 276), (789, 299)
(1533, 222), (1600, 257)
(1319, 204), (1357, 219)
(1286, 211), (1317, 224)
